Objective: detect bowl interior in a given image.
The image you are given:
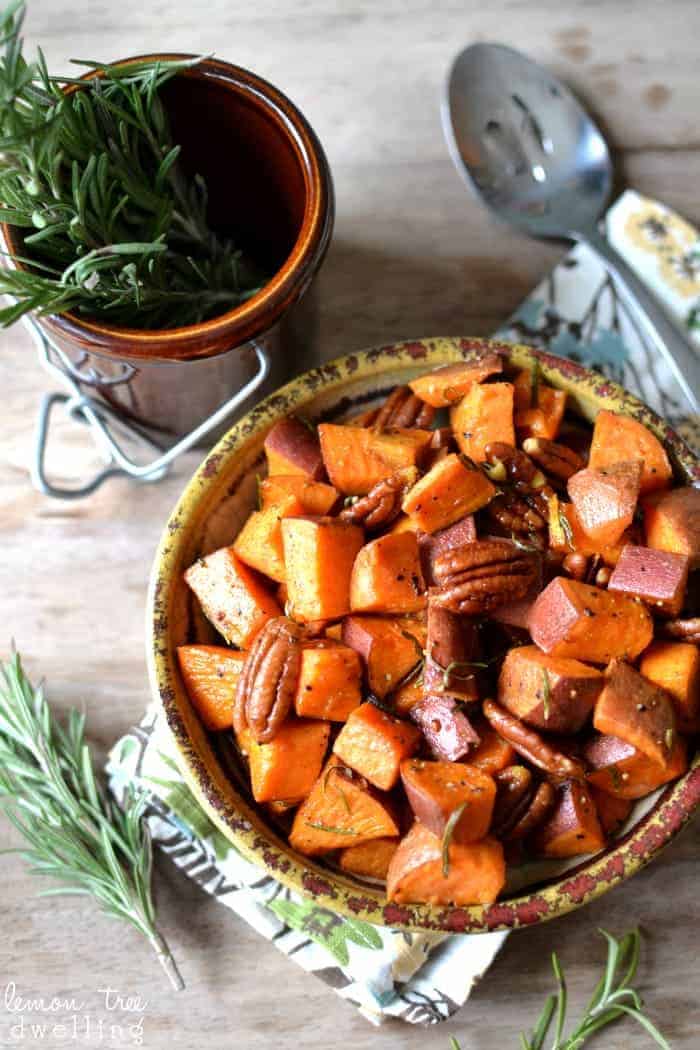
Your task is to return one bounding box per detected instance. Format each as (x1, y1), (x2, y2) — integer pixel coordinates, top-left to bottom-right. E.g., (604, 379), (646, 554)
(149, 337), (700, 933)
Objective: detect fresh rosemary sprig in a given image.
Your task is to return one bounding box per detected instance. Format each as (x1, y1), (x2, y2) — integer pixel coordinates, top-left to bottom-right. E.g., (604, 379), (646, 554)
(449, 929), (669, 1049)
(0, 1), (266, 328)
(0, 648), (183, 989)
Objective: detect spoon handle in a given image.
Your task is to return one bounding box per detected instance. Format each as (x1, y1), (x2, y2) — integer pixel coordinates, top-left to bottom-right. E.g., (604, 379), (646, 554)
(577, 228), (699, 414)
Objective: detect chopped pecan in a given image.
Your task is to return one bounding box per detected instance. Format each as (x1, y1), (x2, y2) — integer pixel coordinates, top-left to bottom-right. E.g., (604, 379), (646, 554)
(658, 616), (700, 644)
(484, 442), (545, 489)
(431, 538), (539, 614)
(482, 699), (585, 781)
(373, 385), (435, 429)
(522, 437), (585, 480)
(233, 617), (305, 742)
(491, 765), (534, 838)
(340, 467), (419, 529)
(508, 781), (556, 840)
(487, 490), (546, 534)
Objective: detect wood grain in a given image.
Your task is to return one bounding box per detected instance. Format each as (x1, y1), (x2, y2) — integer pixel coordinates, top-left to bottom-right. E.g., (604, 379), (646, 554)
(1, 0), (699, 1046)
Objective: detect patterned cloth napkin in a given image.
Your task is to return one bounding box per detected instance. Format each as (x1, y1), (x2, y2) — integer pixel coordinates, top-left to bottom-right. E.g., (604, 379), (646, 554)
(106, 191), (700, 1027)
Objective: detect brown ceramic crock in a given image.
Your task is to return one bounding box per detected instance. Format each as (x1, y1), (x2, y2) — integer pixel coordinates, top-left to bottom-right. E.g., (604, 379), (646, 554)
(0, 55), (334, 437)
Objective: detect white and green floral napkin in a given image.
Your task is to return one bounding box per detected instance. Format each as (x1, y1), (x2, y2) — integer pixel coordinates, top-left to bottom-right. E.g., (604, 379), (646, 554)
(107, 190), (699, 1027)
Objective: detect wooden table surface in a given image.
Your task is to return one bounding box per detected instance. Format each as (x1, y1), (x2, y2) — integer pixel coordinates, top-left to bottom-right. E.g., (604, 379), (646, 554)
(2, 1), (699, 1047)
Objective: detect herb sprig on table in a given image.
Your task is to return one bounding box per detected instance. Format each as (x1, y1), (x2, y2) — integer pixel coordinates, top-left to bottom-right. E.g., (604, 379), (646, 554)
(0, 649), (183, 988)
(0, 0), (266, 328)
(450, 929), (669, 1049)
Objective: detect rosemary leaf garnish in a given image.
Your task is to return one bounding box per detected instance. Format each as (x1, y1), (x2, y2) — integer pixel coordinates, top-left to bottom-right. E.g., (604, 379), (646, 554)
(441, 660), (487, 688)
(450, 929), (670, 1049)
(322, 766), (351, 814)
(510, 533), (540, 553)
(541, 668), (551, 722)
(441, 802), (468, 877)
(305, 820), (357, 836)
(0, 2), (267, 329)
(0, 649), (183, 989)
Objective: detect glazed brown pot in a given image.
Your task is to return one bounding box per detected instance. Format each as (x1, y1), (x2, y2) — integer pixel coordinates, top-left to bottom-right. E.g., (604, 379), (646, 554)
(0, 56), (334, 437)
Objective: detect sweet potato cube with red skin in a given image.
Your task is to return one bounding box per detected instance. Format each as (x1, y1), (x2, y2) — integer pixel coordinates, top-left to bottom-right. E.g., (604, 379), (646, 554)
(264, 416), (326, 480)
(318, 424), (432, 495)
(289, 755), (400, 856)
(350, 531), (426, 614)
(387, 822), (505, 906)
(491, 586), (539, 631)
(177, 645), (246, 731)
(418, 515), (477, 584)
(588, 410), (672, 494)
(588, 786), (633, 837)
(497, 645), (603, 733)
(593, 659), (676, 768)
(531, 780), (605, 858)
(423, 605), (480, 702)
(392, 672), (425, 715)
(282, 516), (364, 622)
(450, 382), (515, 462)
(607, 545), (690, 617)
(529, 577), (653, 664)
(184, 547), (281, 649)
(333, 702), (421, 790)
(339, 836), (399, 880)
(643, 486), (700, 570)
(409, 696), (480, 762)
(408, 354), (503, 407)
(567, 460), (642, 548)
(238, 721), (330, 804)
(584, 732), (688, 800)
(640, 641), (700, 733)
(259, 475), (339, 515)
(400, 758), (496, 844)
(402, 454), (496, 534)
(342, 616), (423, 698)
(293, 641), (362, 721)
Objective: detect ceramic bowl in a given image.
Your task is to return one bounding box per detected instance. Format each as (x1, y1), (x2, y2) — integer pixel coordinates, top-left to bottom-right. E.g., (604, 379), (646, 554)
(148, 337), (700, 933)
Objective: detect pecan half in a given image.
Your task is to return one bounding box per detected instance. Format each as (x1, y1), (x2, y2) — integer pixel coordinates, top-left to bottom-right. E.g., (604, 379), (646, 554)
(522, 437), (585, 480)
(482, 699), (585, 780)
(491, 765), (534, 838)
(373, 385), (435, 429)
(487, 490), (546, 534)
(508, 781), (556, 840)
(233, 617), (305, 742)
(431, 538), (539, 614)
(658, 616), (700, 644)
(340, 466), (419, 529)
(485, 442), (544, 489)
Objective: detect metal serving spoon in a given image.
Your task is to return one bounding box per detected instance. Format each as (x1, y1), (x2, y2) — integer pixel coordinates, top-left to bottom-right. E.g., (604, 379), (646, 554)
(442, 43), (700, 413)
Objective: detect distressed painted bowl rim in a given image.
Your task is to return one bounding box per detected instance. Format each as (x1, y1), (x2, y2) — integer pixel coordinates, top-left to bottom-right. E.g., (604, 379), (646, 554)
(148, 337), (700, 934)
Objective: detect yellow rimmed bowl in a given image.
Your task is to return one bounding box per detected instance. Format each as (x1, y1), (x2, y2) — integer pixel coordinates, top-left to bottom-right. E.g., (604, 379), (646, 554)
(148, 337), (700, 933)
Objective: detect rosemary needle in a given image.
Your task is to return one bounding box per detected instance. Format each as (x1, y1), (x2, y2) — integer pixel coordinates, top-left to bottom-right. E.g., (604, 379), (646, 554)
(0, 648), (183, 989)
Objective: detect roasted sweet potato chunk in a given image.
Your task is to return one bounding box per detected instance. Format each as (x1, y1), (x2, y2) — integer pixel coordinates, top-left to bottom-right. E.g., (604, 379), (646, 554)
(466, 722), (516, 775)
(400, 758), (496, 843)
(402, 454), (495, 534)
(342, 615), (423, 698)
(639, 640), (700, 733)
(549, 502), (629, 564)
(238, 721), (330, 804)
(593, 660), (676, 768)
(184, 546), (281, 648)
(589, 787), (633, 837)
(497, 645), (603, 733)
(643, 486), (700, 569)
(293, 640), (362, 721)
(318, 424), (432, 495)
(350, 531), (426, 614)
(387, 822), (505, 905)
(423, 604), (480, 702)
(259, 475), (338, 515)
(177, 645), (246, 730)
(529, 577), (653, 664)
(567, 460), (642, 548)
(531, 780), (605, 858)
(264, 416), (326, 480)
(584, 732), (688, 800)
(289, 756), (400, 855)
(282, 516), (364, 621)
(234, 495), (301, 583)
(410, 696), (480, 762)
(333, 702), (421, 790)
(588, 410), (672, 494)
(338, 836), (399, 880)
(515, 384), (567, 441)
(607, 544), (689, 617)
(408, 355), (503, 406)
(450, 381), (515, 462)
